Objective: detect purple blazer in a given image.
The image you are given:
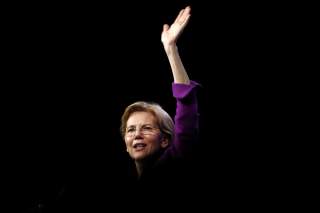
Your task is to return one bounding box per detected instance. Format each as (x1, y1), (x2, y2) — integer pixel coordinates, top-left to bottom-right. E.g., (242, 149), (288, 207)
(133, 80), (201, 201)
(157, 80), (200, 165)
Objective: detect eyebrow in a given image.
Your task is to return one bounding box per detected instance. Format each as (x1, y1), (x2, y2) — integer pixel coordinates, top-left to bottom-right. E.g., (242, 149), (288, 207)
(126, 124), (154, 128)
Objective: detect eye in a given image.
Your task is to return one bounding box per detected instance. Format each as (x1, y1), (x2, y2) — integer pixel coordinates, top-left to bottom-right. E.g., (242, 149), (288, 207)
(142, 126), (153, 131)
(126, 127), (135, 133)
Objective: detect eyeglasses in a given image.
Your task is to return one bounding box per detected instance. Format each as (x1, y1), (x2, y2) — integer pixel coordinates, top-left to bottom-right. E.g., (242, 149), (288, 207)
(125, 124), (159, 138)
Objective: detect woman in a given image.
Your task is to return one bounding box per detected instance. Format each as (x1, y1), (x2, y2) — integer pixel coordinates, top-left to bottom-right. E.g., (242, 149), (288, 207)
(120, 6), (201, 182)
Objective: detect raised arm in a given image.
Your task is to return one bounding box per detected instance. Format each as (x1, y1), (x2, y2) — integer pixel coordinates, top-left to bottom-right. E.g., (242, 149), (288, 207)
(159, 6), (200, 159)
(161, 6), (191, 84)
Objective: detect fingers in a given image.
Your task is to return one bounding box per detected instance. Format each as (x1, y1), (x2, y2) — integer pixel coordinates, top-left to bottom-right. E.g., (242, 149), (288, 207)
(174, 9), (185, 23)
(174, 6), (191, 25)
(179, 6), (191, 24)
(180, 14), (190, 28)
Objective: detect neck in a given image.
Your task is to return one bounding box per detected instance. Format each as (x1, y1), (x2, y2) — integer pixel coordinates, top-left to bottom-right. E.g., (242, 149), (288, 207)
(135, 161), (144, 178)
(135, 159), (154, 178)
(134, 150), (164, 178)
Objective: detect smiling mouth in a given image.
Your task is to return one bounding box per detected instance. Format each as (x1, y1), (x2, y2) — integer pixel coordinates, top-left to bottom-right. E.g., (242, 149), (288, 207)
(133, 143), (146, 149)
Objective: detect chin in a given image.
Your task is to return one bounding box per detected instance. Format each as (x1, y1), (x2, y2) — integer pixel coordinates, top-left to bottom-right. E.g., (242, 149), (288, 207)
(133, 150), (158, 161)
(132, 154), (148, 161)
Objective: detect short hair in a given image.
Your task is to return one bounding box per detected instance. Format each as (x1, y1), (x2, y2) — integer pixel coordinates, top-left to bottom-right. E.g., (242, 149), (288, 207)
(120, 101), (174, 143)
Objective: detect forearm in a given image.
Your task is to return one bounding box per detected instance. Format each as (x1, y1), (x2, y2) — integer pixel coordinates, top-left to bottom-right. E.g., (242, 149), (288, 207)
(171, 81), (200, 157)
(165, 45), (190, 85)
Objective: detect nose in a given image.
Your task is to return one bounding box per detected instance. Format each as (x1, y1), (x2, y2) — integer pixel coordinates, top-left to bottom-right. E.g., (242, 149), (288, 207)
(132, 128), (144, 137)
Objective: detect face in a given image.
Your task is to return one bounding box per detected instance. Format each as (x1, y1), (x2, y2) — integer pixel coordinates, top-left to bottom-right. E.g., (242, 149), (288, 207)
(124, 111), (168, 162)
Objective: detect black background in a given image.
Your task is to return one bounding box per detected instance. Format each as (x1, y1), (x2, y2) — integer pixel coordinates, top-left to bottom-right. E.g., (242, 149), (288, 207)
(2, 0), (301, 212)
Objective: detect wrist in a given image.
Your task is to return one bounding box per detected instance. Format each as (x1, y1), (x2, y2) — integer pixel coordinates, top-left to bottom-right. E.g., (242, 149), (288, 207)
(164, 44), (178, 55)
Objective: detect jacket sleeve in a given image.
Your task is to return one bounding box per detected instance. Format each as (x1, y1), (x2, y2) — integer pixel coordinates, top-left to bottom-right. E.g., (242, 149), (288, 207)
(170, 80), (200, 158)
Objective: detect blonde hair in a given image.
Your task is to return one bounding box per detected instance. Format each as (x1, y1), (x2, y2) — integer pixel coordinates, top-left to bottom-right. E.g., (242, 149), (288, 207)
(120, 101), (174, 143)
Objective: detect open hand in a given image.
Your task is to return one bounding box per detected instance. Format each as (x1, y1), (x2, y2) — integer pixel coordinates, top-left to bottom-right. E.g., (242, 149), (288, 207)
(161, 6), (191, 51)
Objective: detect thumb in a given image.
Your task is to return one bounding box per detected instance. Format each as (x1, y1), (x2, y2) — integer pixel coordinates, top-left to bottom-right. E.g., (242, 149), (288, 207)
(162, 24), (169, 32)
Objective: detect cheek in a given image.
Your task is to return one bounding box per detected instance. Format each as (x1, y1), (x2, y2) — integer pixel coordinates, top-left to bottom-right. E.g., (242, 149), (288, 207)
(124, 138), (131, 152)
(124, 138), (131, 146)
(149, 135), (162, 145)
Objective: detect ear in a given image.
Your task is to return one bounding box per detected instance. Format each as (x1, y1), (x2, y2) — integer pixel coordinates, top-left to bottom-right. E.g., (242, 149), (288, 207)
(160, 137), (169, 148)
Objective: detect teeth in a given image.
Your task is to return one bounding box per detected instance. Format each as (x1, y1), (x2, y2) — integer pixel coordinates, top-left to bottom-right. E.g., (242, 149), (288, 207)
(133, 143), (146, 148)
